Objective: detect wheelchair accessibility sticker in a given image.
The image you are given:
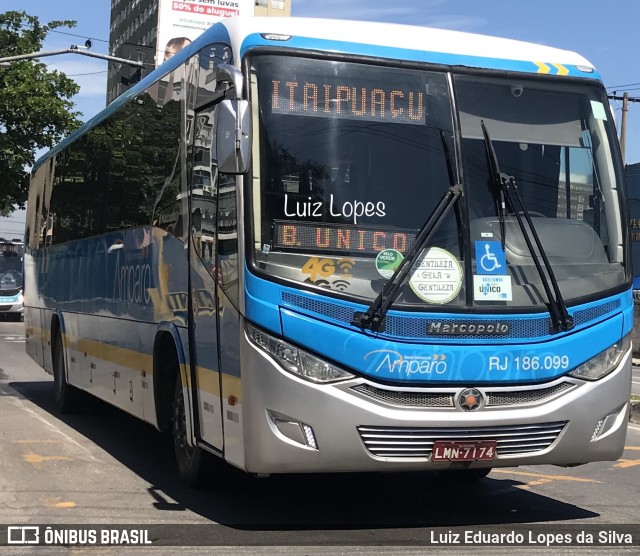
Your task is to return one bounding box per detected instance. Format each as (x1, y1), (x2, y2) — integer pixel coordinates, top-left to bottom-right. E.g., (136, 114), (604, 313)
(475, 241), (507, 275)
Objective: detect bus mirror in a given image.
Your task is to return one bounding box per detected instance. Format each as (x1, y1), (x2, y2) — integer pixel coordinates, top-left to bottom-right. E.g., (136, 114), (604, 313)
(216, 99), (252, 174)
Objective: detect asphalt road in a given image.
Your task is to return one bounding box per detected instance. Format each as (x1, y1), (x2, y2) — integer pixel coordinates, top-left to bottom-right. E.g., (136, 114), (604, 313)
(633, 365), (640, 397)
(1, 319), (639, 554)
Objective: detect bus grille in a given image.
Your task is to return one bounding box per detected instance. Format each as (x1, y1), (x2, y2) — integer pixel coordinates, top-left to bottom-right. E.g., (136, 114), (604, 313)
(0, 287), (20, 297)
(486, 382), (574, 406)
(357, 421), (567, 458)
(351, 382), (574, 409)
(352, 384), (454, 407)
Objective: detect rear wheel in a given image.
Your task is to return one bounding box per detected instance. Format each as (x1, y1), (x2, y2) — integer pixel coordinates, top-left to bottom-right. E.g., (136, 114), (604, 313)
(173, 373), (206, 487)
(437, 467), (492, 481)
(52, 331), (82, 413)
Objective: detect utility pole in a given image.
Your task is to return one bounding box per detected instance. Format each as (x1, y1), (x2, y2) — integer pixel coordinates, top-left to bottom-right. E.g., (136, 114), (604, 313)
(621, 92), (629, 165)
(608, 92), (640, 165)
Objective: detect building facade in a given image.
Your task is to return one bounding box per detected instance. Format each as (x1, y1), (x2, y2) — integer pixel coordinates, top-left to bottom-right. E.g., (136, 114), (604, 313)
(107, 0), (292, 105)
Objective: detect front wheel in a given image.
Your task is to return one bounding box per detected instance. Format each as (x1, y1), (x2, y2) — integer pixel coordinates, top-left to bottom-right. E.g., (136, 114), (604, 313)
(173, 373), (206, 487)
(437, 467), (492, 482)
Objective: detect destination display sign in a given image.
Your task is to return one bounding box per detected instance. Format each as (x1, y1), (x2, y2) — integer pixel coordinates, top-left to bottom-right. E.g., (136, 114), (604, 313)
(0, 242), (23, 255)
(273, 221), (416, 254)
(271, 78), (426, 125)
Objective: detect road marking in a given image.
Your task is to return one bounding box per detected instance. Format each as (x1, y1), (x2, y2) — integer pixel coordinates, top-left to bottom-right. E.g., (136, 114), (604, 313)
(628, 425), (640, 432)
(492, 468), (601, 489)
(492, 469), (600, 482)
(613, 459), (640, 469)
(15, 439), (62, 444)
(624, 446), (640, 450)
(53, 501), (76, 509)
(10, 397), (99, 461)
(23, 451), (73, 464)
(43, 497), (77, 509)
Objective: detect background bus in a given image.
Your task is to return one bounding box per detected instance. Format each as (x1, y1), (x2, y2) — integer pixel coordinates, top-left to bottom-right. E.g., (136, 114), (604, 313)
(0, 239), (24, 321)
(25, 17), (631, 485)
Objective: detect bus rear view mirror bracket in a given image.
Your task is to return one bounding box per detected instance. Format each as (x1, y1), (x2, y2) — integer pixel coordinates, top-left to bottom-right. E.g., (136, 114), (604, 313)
(216, 99), (252, 174)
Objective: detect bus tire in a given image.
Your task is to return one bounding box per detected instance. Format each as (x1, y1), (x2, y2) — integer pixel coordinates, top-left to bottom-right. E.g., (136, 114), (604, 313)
(52, 331), (82, 414)
(437, 467), (492, 481)
(172, 373), (205, 487)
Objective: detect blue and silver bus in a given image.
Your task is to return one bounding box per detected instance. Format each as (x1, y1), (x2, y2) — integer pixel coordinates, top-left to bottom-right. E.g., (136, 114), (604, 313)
(25, 17), (631, 484)
(0, 239), (24, 321)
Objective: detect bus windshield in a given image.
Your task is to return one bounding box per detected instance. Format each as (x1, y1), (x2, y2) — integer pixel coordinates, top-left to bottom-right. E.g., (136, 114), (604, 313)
(0, 250), (23, 292)
(250, 54), (627, 310)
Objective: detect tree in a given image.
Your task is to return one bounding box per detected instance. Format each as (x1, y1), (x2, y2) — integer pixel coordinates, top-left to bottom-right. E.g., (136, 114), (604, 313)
(0, 11), (82, 216)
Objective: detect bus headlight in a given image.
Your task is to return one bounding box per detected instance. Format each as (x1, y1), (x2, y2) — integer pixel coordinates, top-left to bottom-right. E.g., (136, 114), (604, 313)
(569, 335), (631, 381)
(246, 323), (354, 383)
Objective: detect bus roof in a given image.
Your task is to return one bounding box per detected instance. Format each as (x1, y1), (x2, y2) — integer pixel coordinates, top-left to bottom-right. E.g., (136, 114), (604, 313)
(33, 16), (598, 172)
(223, 16), (595, 76)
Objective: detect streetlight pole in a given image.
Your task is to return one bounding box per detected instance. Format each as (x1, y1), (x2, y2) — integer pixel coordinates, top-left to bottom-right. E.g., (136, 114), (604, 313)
(0, 47), (144, 68)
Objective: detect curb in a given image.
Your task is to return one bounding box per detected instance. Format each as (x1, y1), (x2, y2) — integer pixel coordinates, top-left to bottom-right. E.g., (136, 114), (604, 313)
(631, 400), (640, 425)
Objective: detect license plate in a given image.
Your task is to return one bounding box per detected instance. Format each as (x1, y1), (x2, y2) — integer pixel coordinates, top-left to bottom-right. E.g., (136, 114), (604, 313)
(431, 440), (497, 462)
(0, 297), (16, 303)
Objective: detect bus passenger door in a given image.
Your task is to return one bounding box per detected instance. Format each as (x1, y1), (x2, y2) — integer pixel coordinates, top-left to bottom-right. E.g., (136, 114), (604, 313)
(188, 101), (224, 451)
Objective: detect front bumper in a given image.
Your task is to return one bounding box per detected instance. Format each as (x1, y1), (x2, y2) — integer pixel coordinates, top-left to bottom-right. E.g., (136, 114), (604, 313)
(239, 333), (631, 474)
(0, 295), (23, 315)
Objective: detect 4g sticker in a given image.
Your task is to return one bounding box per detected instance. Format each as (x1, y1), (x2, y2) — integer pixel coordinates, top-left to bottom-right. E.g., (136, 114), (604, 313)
(301, 256), (355, 291)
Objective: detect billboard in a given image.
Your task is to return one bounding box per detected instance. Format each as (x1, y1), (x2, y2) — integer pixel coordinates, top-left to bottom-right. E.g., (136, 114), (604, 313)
(157, 0), (253, 65)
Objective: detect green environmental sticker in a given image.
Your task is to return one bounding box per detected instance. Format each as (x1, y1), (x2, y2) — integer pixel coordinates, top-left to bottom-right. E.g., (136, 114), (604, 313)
(375, 249), (404, 278)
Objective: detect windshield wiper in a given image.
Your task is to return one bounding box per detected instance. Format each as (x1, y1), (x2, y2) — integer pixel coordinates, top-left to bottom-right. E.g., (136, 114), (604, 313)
(352, 183), (463, 332)
(480, 121), (573, 333)
(481, 126), (507, 251)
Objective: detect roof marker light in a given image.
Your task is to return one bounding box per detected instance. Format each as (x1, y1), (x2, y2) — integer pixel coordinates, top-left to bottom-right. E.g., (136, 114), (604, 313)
(576, 66), (594, 73)
(261, 33), (292, 41)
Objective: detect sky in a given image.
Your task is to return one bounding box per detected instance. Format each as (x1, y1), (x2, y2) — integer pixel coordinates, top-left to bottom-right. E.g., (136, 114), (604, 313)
(2, 0), (640, 234)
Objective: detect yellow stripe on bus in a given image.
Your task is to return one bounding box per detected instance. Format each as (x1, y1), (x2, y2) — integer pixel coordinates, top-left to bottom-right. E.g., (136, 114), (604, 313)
(196, 367), (242, 400)
(534, 61), (551, 74)
(70, 336), (153, 375)
(552, 63), (569, 76)
(32, 327), (242, 401)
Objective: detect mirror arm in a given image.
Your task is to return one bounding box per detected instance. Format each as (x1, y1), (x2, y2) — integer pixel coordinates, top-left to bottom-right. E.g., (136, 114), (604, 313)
(217, 63), (244, 152)
(217, 63), (244, 96)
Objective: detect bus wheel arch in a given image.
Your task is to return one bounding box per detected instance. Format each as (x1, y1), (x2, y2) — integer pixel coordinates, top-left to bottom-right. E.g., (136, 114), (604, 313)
(172, 371), (207, 487)
(51, 314), (81, 413)
(153, 330), (182, 433)
(152, 327), (208, 487)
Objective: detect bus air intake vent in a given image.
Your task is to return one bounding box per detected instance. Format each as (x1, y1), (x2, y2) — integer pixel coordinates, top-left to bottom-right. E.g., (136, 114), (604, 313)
(281, 292), (621, 340)
(352, 384), (454, 407)
(572, 300), (620, 326)
(357, 421), (567, 459)
(281, 292), (354, 323)
(485, 382), (574, 406)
